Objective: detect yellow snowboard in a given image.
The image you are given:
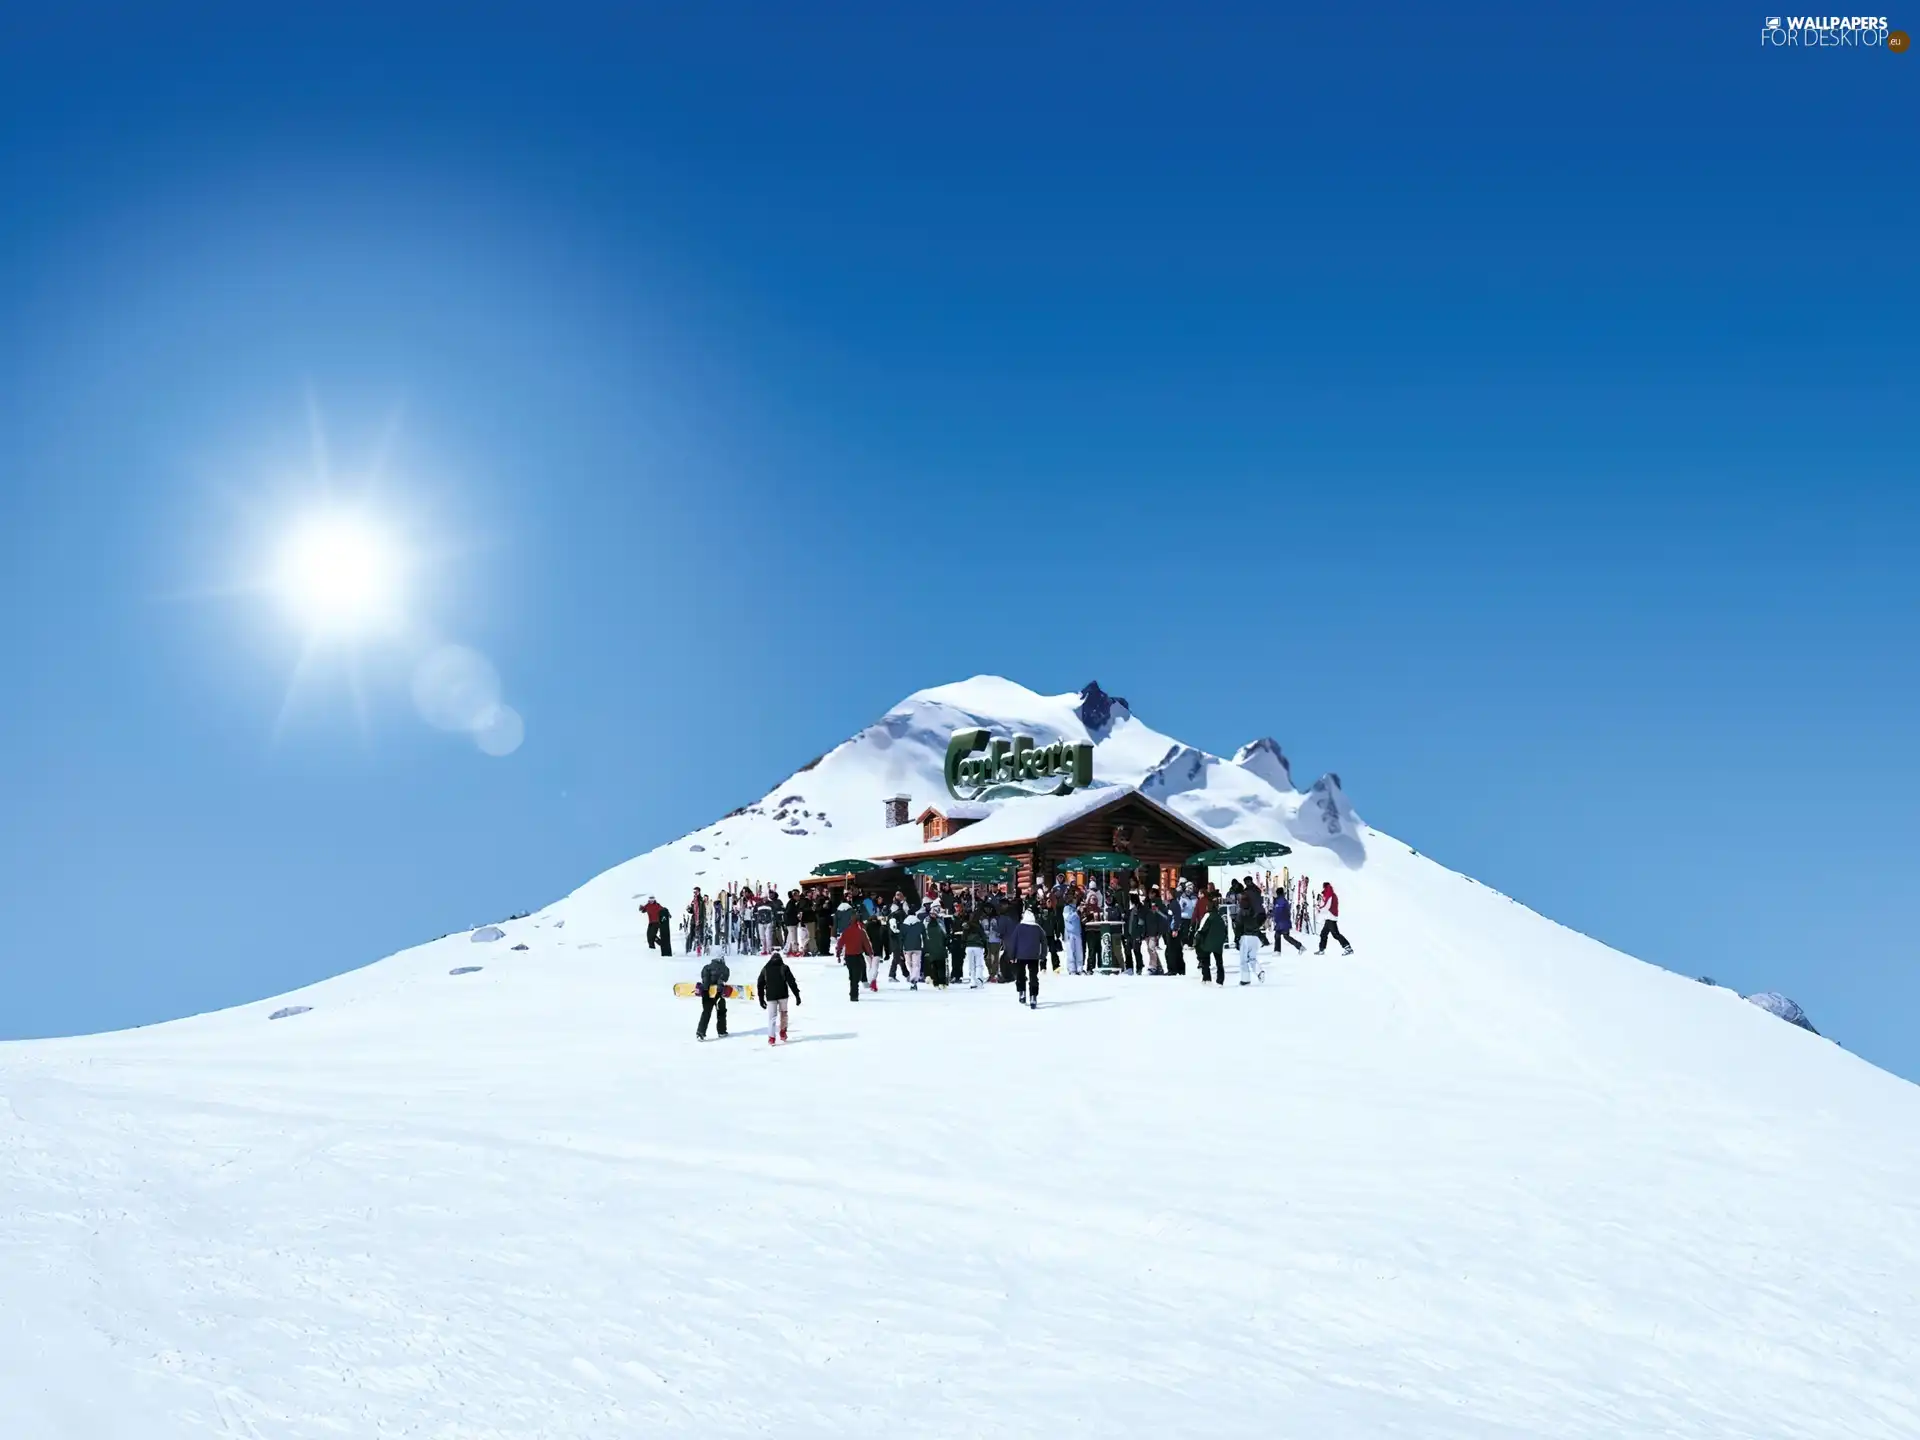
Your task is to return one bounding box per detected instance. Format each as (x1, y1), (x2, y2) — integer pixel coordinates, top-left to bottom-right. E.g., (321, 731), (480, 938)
(674, 982), (755, 1001)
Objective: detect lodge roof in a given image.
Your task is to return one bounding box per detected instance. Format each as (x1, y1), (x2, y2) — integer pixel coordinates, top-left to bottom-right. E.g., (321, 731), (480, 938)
(914, 802), (994, 823)
(876, 785), (1221, 864)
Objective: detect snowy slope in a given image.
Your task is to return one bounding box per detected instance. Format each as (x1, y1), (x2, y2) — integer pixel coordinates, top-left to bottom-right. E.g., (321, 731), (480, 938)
(2, 679), (1916, 1439)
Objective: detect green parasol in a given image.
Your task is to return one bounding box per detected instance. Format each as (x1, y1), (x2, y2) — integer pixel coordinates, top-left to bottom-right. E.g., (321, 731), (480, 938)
(1188, 841), (1293, 868)
(1224, 840), (1291, 863)
(1057, 852), (1147, 873)
(809, 858), (879, 877)
(955, 853), (1018, 876)
(905, 858), (966, 879)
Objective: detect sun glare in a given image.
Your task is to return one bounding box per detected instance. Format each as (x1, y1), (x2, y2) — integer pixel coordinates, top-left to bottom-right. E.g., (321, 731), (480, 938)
(275, 511), (404, 637)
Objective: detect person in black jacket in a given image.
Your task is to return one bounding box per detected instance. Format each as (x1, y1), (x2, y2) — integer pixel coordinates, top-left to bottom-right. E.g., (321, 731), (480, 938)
(696, 955), (730, 1040)
(993, 903), (1017, 984)
(756, 952), (802, 1045)
(1006, 908), (1048, 1008)
(1123, 897), (1149, 975)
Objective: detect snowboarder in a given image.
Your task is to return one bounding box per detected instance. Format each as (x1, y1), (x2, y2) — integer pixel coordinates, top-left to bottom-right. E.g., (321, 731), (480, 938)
(1008, 908), (1047, 1009)
(1233, 884), (1267, 985)
(756, 951), (802, 1045)
(696, 954), (730, 1040)
(1316, 882), (1354, 955)
(836, 913), (874, 1001)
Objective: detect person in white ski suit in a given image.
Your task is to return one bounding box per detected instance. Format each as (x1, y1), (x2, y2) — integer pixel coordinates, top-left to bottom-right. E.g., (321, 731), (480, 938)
(1063, 899), (1085, 974)
(960, 914), (989, 988)
(1233, 886), (1267, 985)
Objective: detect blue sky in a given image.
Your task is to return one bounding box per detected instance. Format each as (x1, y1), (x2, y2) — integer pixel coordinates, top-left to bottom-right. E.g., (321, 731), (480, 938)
(1, 5), (1914, 1076)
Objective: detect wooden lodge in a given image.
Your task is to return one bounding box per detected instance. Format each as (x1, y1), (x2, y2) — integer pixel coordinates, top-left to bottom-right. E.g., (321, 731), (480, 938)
(802, 786), (1223, 900)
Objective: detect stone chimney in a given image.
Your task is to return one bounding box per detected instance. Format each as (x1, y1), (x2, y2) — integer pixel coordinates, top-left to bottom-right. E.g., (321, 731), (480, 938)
(884, 795), (911, 828)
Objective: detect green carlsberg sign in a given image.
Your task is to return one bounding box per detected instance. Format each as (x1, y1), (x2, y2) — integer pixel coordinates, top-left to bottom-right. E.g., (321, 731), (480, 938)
(944, 729), (1094, 802)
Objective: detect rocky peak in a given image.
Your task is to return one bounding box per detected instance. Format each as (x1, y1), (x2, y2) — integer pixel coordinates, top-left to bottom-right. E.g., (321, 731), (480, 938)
(1231, 737), (1294, 792)
(1077, 680), (1129, 733)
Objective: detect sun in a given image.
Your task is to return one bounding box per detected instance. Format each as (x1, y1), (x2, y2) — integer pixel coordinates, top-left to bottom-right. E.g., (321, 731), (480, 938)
(274, 510), (405, 638)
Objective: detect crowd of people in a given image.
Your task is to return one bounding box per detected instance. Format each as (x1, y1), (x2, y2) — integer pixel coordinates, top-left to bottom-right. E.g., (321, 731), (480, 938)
(661, 868), (1354, 1044)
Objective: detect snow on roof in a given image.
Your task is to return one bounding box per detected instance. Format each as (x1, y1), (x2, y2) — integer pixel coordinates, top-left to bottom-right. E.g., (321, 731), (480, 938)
(877, 784), (1220, 862)
(916, 801), (994, 822)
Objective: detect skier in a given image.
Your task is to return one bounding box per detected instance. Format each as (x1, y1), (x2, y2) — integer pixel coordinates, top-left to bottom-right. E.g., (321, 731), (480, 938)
(1063, 896), (1085, 975)
(1272, 885), (1306, 953)
(836, 912), (874, 1001)
(1233, 883), (1267, 985)
(696, 953), (730, 1040)
(756, 949), (802, 1045)
(899, 906), (926, 989)
(1317, 882), (1354, 955)
(1194, 894), (1228, 986)
(960, 911), (989, 989)
(1008, 908), (1047, 1009)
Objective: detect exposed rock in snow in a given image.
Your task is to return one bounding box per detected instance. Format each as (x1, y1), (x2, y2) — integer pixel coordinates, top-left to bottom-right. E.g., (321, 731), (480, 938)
(1142, 742), (1211, 798)
(1746, 992), (1820, 1035)
(1232, 737), (1294, 792)
(470, 926), (505, 943)
(449, 966), (483, 976)
(1293, 773), (1365, 866)
(1076, 679), (1128, 733)
(267, 1005), (311, 1020)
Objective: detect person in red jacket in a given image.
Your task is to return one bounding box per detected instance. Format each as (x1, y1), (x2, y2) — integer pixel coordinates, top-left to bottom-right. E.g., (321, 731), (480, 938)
(1316, 882), (1353, 956)
(835, 914), (873, 1001)
(641, 896), (670, 955)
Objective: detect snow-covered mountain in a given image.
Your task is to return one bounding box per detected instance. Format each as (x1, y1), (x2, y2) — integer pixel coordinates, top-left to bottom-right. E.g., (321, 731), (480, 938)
(564, 678), (1359, 929)
(2, 677), (1916, 1439)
